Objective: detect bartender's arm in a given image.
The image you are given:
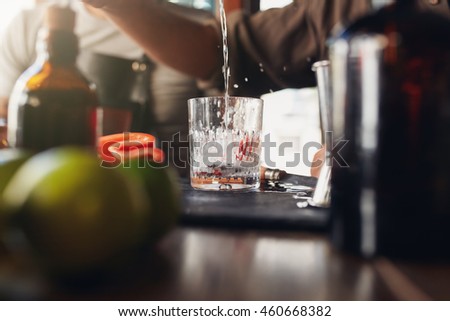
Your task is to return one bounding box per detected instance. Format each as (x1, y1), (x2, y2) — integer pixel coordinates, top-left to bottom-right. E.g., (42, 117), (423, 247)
(83, 0), (221, 81)
(82, 0), (371, 96)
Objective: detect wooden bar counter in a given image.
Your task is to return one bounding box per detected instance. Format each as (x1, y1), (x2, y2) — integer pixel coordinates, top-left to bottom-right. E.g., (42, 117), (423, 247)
(1, 179), (450, 300)
(2, 226), (450, 300)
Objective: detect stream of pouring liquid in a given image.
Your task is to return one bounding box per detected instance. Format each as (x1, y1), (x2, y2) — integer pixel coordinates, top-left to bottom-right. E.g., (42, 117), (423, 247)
(219, 0), (230, 125)
(218, 0), (234, 168)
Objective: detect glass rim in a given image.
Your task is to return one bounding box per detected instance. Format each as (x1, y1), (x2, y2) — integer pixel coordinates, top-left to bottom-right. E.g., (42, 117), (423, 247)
(187, 96), (263, 104)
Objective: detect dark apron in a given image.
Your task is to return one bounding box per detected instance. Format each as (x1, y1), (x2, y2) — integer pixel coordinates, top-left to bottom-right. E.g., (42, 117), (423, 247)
(77, 51), (154, 134)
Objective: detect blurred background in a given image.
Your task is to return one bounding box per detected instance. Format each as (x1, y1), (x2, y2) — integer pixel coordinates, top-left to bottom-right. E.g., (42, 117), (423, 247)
(0, 1), (34, 32)
(0, 0), (393, 176)
(0, 0), (323, 176)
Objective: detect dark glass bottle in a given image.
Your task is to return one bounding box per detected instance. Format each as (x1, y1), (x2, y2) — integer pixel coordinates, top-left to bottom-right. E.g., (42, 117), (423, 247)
(7, 5), (98, 151)
(330, 1), (450, 260)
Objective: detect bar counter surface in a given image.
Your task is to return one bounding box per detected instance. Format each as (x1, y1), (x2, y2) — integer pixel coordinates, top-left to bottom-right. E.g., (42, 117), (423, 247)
(1, 181), (450, 300)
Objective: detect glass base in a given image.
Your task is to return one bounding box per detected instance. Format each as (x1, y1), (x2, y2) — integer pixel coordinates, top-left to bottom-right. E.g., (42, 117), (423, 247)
(191, 176), (259, 191)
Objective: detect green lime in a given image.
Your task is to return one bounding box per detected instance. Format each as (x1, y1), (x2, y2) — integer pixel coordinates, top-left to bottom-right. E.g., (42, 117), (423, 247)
(0, 149), (31, 232)
(120, 161), (181, 243)
(2, 147), (151, 276)
(0, 149), (31, 193)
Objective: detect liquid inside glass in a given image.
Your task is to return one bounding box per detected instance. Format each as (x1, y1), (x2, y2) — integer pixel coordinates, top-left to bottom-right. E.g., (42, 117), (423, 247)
(190, 127), (261, 191)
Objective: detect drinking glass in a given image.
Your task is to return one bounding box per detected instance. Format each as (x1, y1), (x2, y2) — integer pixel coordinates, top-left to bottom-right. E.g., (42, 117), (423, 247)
(188, 96), (263, 191)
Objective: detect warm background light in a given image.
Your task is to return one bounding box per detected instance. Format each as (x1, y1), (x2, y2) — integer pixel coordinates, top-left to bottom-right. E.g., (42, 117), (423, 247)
(0, 1), (34, 34)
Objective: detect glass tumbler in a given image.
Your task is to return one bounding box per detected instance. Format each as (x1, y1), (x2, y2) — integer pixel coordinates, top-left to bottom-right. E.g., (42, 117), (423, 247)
(188, 96), (263, 191)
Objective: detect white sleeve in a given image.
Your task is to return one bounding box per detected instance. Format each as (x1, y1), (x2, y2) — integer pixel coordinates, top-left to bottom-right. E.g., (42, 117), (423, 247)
(0, 9), (41, 98)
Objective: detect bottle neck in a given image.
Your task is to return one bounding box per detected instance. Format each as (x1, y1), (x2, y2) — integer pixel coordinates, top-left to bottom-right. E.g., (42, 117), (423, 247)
(36, 28), (78, 66)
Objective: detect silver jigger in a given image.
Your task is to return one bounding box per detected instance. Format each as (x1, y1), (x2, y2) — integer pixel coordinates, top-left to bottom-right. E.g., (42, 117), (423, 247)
(309, 60), (332, 208)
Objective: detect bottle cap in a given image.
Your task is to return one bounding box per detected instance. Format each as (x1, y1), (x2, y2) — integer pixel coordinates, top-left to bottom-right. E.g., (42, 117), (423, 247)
(45, 5), (76, 31)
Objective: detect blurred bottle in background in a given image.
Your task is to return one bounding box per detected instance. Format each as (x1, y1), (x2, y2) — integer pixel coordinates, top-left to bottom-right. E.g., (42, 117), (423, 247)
(330, 0), (450, 260)
(7, 4), (98, 151)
